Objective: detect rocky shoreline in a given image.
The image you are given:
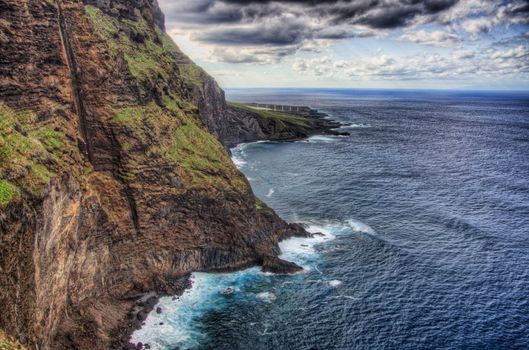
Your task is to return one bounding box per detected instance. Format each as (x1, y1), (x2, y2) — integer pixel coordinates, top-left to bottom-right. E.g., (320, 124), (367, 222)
(118, 105), (342, 349)
(222, 102), (350, 148)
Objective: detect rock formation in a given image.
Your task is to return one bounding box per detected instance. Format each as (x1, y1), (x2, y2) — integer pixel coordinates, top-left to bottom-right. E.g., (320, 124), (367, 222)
(223, 102), (346, 148)
(0, 1), (329, 349)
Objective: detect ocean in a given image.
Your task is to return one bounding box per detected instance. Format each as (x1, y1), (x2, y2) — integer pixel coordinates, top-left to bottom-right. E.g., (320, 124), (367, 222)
(131, 89), (529, 350)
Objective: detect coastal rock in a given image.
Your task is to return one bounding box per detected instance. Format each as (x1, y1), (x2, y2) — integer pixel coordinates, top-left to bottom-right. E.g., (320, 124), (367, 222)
(261, 256), (303, 274)
(221, 103), (346, 148)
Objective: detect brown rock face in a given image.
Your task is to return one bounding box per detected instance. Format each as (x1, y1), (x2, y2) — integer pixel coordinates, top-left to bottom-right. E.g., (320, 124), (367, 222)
(0, 0), (305, 349)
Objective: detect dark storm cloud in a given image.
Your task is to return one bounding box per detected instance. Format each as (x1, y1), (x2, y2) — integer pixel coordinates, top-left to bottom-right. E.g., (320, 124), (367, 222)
(162, 0), (461, 30)
(503, 0), (529, 24)
(158, 0), (528, 64)
(159, 0), (462, 50)
(194, 20), (308, 46)
(322, 0), (458, 28)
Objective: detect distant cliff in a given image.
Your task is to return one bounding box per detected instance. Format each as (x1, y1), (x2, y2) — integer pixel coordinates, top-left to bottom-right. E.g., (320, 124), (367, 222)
(223, 102), (345, 148)
(0, 1), (309, 349)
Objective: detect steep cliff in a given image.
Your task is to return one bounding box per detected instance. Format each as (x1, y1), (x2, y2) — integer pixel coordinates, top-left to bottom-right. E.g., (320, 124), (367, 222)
(0, 1), (306, 349)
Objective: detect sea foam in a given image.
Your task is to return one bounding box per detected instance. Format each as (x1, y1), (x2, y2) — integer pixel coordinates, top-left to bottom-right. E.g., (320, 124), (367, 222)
(129, 221), (353, 349)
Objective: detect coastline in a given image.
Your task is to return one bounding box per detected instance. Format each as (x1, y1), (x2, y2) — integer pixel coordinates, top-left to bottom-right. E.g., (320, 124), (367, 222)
(127, 224), (340, 350)
(123, 106), (347, 350)
(222, 103), (350, 149)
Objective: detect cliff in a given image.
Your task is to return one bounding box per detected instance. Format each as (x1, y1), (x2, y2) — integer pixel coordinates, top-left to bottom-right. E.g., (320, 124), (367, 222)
(0, 1), (308, 349)
(224, 102), (345, 148)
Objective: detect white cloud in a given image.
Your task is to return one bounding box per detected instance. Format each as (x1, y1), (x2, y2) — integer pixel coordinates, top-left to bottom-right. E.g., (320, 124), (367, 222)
(461, 17), (495, 34)
(292, 45), (529, 81)
(490, 45), (529, 60)
(293, 59), (309, 72)
(452, 49), (475, 60)
(293, 57), (333, 76)
(400, 30), (461, 47)
(209, 46), (294, 64)
(437, 0), (500, 23)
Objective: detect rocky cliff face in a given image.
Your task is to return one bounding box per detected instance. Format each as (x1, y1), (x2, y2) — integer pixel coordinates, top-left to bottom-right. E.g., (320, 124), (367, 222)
(223, 103), (345, 148)
(0, 1), (305, 349)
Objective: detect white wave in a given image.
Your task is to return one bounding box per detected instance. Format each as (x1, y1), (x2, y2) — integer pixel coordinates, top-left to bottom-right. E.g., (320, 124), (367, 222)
(304, 135), (339, 144)
(266, 188), (275, 197)
(347, 218), (375, 234)
(341, 123), (371, 129)
(131, 220), (360, 349)
(330, 295), (358, 300)
(329, 280), (342, 288)
(230, 143), (248, 168)
(231, 154), (247, 168)
(130, 268), (262, 350)
(256, 292), (277, 303)
(277, 225), (335, 267)
(230, 140), (274, 168)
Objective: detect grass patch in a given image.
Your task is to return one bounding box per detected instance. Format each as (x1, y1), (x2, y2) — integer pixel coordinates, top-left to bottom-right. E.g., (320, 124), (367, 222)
(255, 197), (268, 210)
(84, 5), (206, 90)
(112, 106), (144, 123)
(179, 64), (205, 89)
(163, 121), (247, 190)
(0, 180), (19, 207)
(0, 103), (68, 201)
(0, 19), (11, 28)
(227, 102), (310, 127)
(124, 51), (168, 81)
(112, 98), (247, 191)
(84, 5), (119, 39)
(28, 127), (64, 150)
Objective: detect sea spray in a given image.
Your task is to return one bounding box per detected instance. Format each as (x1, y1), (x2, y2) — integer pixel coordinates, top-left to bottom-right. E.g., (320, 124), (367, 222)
(130, 220), (358, 349)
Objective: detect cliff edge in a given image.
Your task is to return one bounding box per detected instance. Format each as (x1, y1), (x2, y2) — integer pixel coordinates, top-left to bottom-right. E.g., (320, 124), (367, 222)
(0, 1), (307, 349)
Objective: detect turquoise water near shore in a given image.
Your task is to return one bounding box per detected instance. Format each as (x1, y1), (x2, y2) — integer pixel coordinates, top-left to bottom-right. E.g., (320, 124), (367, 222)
(132, 89), (529, 350)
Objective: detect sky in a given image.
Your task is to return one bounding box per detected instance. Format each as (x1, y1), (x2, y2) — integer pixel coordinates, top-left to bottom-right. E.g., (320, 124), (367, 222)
(157, 0), (529, 90)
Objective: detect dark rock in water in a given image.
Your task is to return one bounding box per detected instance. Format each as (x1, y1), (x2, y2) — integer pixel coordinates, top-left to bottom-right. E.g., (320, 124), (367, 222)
(156, 307), (162, 314)
(288, 223), (313, 238)
(137, 311), (147, 321)
(136, 342), (143, 350)
(261, 256), (303, 274)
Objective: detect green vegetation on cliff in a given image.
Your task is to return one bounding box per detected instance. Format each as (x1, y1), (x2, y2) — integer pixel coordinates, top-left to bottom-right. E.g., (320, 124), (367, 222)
(84, 5), (248, 192)
(110, 98), (248, 191)
(227, 102), (310, 127)
(84, 5), (206, 91)
(0, 180), (18, 206)
(0, 103), (71, 204)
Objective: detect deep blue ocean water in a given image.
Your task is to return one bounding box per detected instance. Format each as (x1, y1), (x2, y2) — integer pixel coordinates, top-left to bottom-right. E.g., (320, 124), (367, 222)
(132, 89), (529, 350)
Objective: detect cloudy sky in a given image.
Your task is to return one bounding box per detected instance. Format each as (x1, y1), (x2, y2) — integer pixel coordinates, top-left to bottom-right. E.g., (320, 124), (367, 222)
(158, 0), (529, 90)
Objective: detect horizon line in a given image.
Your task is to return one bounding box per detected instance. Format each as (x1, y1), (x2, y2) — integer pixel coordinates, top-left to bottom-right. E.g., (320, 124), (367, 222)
(223, 87), (529, 93)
